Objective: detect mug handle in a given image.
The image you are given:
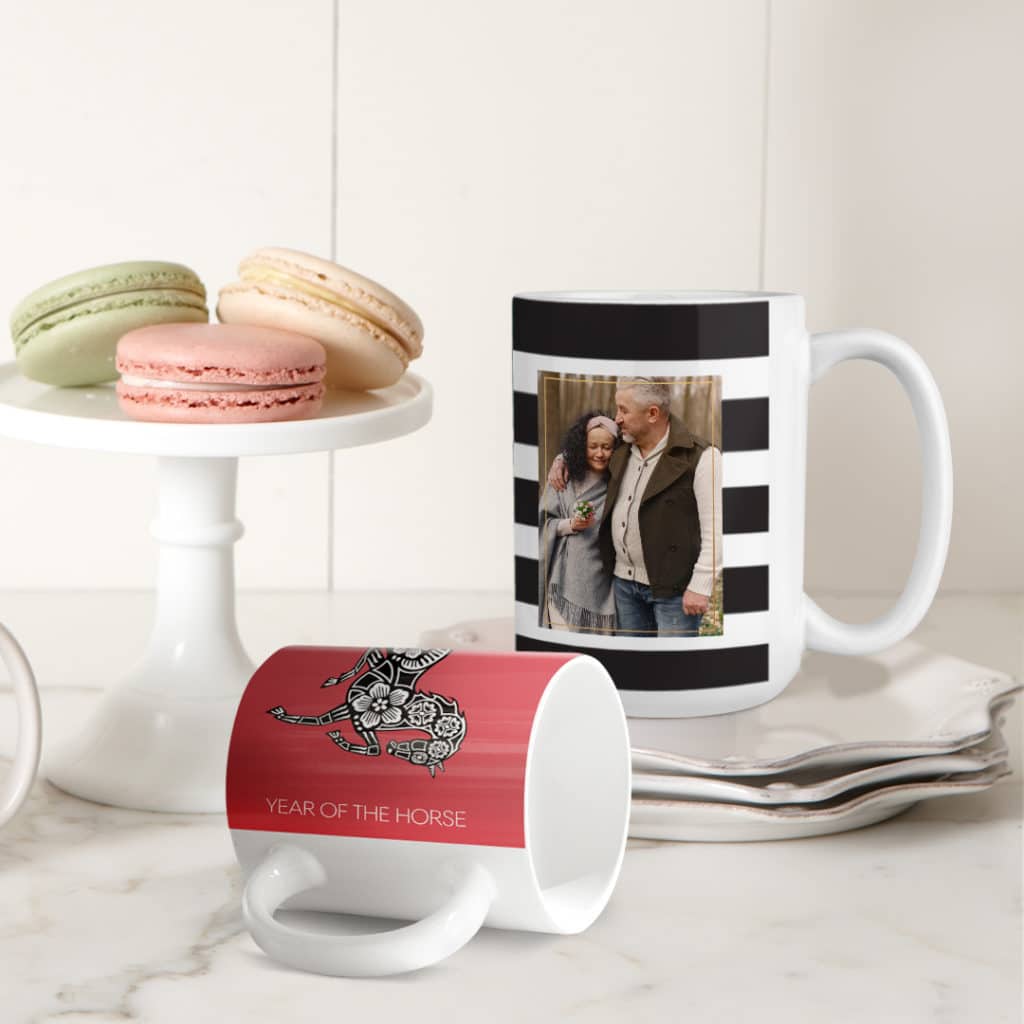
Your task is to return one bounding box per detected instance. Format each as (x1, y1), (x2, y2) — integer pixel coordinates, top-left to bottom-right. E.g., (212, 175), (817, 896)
(804, 329), (953, 655)
(242, 843), (496, 977)
(0, 623), (42, 827)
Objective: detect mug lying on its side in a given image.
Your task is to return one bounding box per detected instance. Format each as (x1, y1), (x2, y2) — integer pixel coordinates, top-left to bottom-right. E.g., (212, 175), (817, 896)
(227, 645), (631, 977)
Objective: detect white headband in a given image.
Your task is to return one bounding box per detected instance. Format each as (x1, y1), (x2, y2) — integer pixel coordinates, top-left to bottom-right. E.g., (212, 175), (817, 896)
(587, 415), (619, 437)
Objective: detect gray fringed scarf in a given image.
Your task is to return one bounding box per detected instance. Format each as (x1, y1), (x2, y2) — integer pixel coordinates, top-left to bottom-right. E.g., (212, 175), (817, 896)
(539, 471), (616, 634)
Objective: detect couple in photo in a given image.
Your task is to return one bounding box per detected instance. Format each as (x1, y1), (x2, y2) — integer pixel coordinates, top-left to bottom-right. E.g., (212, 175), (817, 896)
(539, 378), (722, 637)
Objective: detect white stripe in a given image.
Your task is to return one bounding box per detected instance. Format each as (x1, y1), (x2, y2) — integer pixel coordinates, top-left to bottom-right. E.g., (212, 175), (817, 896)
(514, 604), (770, 650)
(513, 443), (538, 479)
(514, 446), (771, 488)
(719, 449), (773, 488)
(513, 352), (772, 401)
(718, 532), (771, 567)
(515, 524), (769, 567)
(514, 524), (538, 559)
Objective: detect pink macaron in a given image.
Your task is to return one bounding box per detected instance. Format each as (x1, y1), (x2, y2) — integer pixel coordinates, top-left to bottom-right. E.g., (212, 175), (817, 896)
(116, 323), (326, 424)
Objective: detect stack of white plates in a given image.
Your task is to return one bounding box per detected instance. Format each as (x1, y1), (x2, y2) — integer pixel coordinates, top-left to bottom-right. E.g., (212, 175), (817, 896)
(419, 621), (1019, 843)
(629, 643), (1019, 841)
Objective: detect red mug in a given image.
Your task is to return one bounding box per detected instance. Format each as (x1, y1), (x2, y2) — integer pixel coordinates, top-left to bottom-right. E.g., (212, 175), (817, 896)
(227, 645), (631, 976)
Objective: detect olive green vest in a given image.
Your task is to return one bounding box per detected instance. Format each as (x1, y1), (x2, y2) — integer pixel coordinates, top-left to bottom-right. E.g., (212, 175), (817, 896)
(599, 415), (710, 599)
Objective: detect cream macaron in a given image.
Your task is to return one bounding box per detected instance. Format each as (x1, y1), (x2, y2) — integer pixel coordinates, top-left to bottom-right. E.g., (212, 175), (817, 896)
(216, 248), (422, 391)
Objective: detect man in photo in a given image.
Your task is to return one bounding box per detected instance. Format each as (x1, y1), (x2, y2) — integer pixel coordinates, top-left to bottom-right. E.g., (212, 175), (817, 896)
(547, 377), (722, 636)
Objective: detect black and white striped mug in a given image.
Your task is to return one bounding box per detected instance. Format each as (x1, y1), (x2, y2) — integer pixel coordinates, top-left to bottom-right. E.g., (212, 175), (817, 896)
(512, 291), (952, 718)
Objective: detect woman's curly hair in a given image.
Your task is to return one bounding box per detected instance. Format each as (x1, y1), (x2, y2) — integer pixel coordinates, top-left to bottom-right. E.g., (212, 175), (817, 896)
(561, 410), (619, 482)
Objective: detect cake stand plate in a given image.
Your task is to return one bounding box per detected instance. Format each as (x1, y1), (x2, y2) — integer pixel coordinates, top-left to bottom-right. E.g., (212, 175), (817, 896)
(0, 363), (432, 812)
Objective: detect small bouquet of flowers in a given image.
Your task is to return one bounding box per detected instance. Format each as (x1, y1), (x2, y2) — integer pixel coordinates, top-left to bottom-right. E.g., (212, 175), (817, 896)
(574, 499), (594, 521)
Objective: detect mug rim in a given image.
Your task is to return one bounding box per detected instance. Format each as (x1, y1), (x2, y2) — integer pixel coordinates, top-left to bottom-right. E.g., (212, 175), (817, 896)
(514, 289), (800, 304)
(522, 653), (631, 933)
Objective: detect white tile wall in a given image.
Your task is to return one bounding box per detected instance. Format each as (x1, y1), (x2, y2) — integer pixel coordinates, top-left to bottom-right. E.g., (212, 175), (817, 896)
(764, 0), (1024, 593)
(332, 0), (768, 590)
(0, 1), (1019, 595)
(0, 1), (333, 588)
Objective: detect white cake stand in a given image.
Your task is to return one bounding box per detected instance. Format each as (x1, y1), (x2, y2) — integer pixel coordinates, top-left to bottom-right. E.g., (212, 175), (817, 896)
(0, 362), (432, 813)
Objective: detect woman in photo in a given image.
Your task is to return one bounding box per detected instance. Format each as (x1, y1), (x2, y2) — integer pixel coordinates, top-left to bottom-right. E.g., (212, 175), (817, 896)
(539, 411), (620, 633)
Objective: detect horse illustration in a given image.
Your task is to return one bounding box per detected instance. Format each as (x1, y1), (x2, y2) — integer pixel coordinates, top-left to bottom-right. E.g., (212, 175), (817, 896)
(267, 647), (466, 777)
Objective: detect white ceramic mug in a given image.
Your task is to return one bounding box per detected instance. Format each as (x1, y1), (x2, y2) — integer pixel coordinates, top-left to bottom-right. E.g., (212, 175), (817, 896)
(0, 623), (42, 827)
(227, 646), (631, 977)
(513, 291), (952, 717)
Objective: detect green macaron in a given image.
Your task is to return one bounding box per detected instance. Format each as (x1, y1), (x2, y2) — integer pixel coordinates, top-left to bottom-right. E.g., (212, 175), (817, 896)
(10, 261), (209, 387)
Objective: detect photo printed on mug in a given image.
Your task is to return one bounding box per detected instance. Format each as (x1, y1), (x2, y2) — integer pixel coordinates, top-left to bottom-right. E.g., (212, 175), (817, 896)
(513, 292), (774, 715)
(537, 373), (723, 639)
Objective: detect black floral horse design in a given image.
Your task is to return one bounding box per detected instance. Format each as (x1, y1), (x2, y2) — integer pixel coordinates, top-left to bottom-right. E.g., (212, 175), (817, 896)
(267, 648), (465, 777)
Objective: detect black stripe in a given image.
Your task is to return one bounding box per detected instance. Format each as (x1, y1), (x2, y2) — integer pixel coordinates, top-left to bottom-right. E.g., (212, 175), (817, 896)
(517, 557), (769, 614)
(513, 392), (538, 447)
(516, 556), (539, 605)
(722, 566), (769, 614)
(720, 397), (769, 452)
(722, 485), (769, 534)
(517, 480), (769, 535)
(514, 636), (769, 691)
(513, 393), (768, 453)
(514, 478), (539, 528)
(513, 298), (770, 361)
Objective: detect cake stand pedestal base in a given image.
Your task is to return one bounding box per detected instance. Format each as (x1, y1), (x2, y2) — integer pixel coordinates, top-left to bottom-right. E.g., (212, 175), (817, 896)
(47, 457), (254, 813)
(0, 365), (432, 813)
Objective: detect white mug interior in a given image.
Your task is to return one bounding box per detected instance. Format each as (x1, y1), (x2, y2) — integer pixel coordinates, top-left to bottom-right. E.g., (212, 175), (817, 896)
(524, 653), (631, 932)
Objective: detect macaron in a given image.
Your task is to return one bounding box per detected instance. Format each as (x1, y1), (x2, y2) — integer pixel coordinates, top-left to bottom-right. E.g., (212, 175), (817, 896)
(10, 261), (208, 387)
(115, 323), (326, 424)
(216, 247), (422, 391)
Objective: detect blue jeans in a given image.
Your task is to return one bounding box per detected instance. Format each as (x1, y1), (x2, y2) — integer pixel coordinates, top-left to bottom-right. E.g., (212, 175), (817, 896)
(613, 578), (704, 637)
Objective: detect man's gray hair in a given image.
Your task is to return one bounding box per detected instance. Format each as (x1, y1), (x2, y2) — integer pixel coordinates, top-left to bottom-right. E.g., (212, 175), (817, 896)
(617, 377), (671, 415)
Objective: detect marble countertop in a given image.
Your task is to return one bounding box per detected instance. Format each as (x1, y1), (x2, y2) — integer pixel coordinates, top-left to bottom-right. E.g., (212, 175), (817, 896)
(1, 591), (1021, 1023)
